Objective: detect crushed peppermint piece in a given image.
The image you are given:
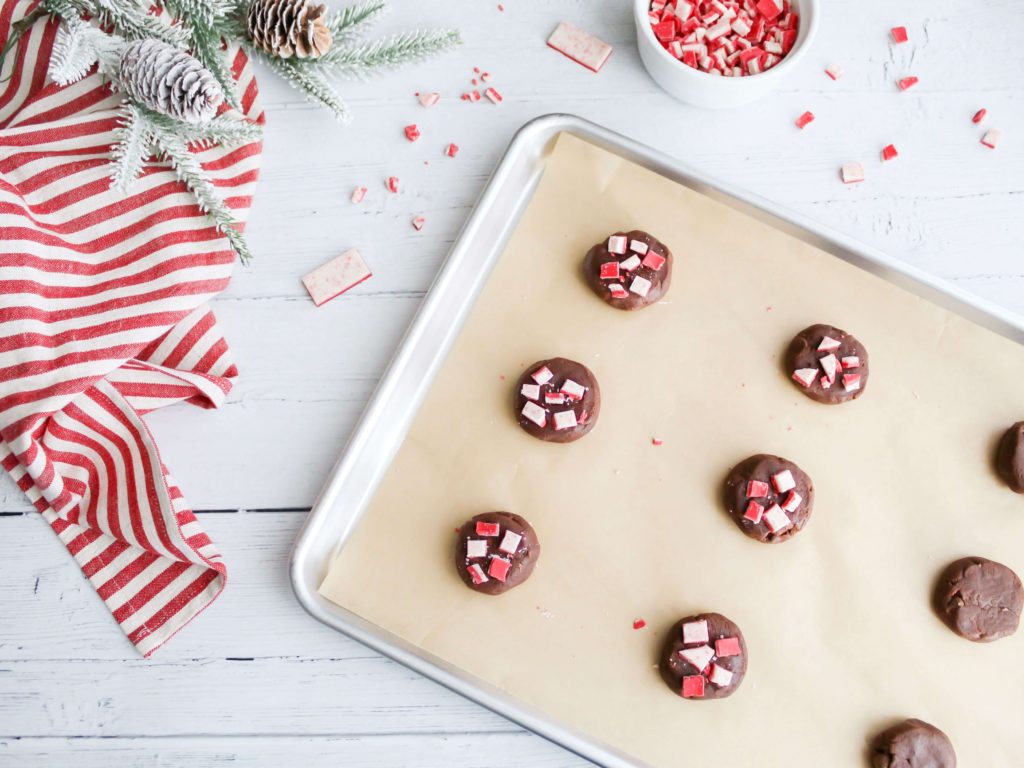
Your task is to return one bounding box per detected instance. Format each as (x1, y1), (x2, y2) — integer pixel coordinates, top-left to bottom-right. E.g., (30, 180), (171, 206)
(682, 619), (710, 644)
(981, 129), (1002, 149)
(818, 336), (841, 352)
(792, 368), (818, 388)
(484, 87), (503, 104)
(350, 186), (367, 204)
(417, 92), (440, 108)
(825, 63), (844, 80)
(547, 20), (614, 73)
(841, 162), (865, 184)
(411, 215), (426, 231)
(679, 644), (715, 671)
(781, 490), (802, 512)
(881, 144), (899, 161)
(762, 503), (792, 533)
(841, 356), (860, 369)
(466, 539), (488, 559)
(467, 563), (489, 584)
(620, 254), (642, 272)
(404, 124), (421, 142)
(488, 557), (511, 582)
(445, 143), (459, 158)
(629, 276), (652, 297)
(521, 401), (547, 427)
(386, 176), (400, 193)
(972, 108), (987, 125)
(499, 530), (523, 554)
(744, 500), (764, 523)
(630, 239), (649, 254)
(521, 383), (541, 400)
(842, 373), (862, 392)
(302, 249), (372, 306)
(476, 521), (500, 537)
(897, 76), (918, 91)
(819, 353), (839, 381)
(681, 675), (705, 698)
(531, 366), (554, 385)
(715, 637), (741, 657)
(553, 410), (578, 431)
(641, 251), (666, 271)
(771, 469), (796, 493)
(890, 26), (908, 44)
(746, 480), (770, 498)
(795, 110), (814, 129)
(633, 618), (647, 630)
(608, 235), (628, 254)
(651, 437), (663, 446)
(600, 261), (620, 280)
(561, 379), (586, 400)
(608, 283), (628, 298)
(544, 391), (565, 405)
(708, 663), (734, 687)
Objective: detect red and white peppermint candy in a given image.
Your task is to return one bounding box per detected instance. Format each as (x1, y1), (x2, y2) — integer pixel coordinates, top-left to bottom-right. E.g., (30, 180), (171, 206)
(746, 479), (770, 498)
(795, 110), (814, 129)
(792, 368), (818, 388)
(762, 503), (791, 533)
(781, 490), (801, 512)
(715, 637), (741, 657)
(890, 26), (908, 44)
(819, 353), (838, 381)
(350, 186), (367, 204)
(744, 500), (764, 523)
(553, 410), (578, 431)
(521, 383), (541, 400)
(679, 644), (715, 671)
(619, 254), (642, 272)
(386, 176), (400, 193)
(521, 401), (547, 428)
(841, 162), (865, 184)
(771, 469), (795, 493)
(708, 663), (734, 687)
(842, 373), (861, 392)
(630, 239), (649, 254)
(499, 530), (522, 554)
(841, 356), (860, 369)
(476, 521), (500, 537)
(682, 619), (710, 644)
(825, 63), (844, 80)
(682, 675), (705, 698)
(466, 539), (488, 559)
(641, 251), (666, 271)
(608, 235), (628, 254)
(818, 336), (841, 352)
(484, 87), (503, 104)
(608, 283), (628, 299)
(630, 276), (653, 297)
(467, 563), (488, 584)
(488, 557), (511, 581)
(445, 143), (459, 158)
(600, 261), (620, 280)
(417, 91), (440, 108)
(544, 391), (566, 405)
(561, 379), (586, 400)
(532, 366), (554, 385)
(981, 129), (1002, 149)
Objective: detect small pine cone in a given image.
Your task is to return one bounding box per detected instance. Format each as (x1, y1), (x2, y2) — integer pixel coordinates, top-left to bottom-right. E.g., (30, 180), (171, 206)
(119, 39), (224, 124)
(247, 0), (333, 60)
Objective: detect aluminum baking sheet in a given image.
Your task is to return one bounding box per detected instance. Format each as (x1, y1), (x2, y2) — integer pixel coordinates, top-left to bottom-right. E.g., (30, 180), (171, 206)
(291, 115), (1024, 767)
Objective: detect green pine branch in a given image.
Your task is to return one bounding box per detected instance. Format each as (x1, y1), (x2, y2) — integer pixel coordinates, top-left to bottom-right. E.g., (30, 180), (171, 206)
(185, 20), (242, 110)
(327, 0), (386, 43)
(255, 51), (350, 121)
(316, 28), (461, 74)
(110, 103), (153, 192)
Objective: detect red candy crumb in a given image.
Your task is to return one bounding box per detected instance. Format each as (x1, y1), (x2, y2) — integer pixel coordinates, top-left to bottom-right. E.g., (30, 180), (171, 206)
(897, 76), (918, 91)
(386, 176), (400, 193)
(825, 63), (844, 80)
(641, 251), (667, 271)
(681, 675), (706, 698)
(404, 124), (420, 142)
(743, 500), (764, 523)
(746, 479), (770, 498)
(476, 521), (500, 537)
(715, 636), (742, 657)
(411, 215), (425, 231)
(488, 557), (511, 582)
(795, 111), (814, 129)
(484, 87), (503, 104)
(417, 92), (439, 108)
(350, 186), (367, 204)
(633, 618), (647, 630)
(881, 144), (898, 161)
(890, 26), (908, 44)
(445, 143), (459, 158)
(651, 437), (663, 446)
(972, 108), (987, 125)
(599, 261), (620, 280)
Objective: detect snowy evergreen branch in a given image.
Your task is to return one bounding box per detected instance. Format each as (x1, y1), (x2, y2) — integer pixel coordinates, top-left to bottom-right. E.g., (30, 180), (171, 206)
(110, 103), (153, 191)
(254, 51), (350, 121)
(327, 0), (386, 43)
(316, 28), (460, 73)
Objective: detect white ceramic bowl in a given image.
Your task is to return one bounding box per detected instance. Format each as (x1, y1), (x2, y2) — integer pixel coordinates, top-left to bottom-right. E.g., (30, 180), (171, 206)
(634, 0), (819, 109)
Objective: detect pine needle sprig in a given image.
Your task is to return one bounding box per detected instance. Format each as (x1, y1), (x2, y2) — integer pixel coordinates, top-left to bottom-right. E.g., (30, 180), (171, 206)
(152, 119), (253, 263)
(316, 28), (460, 74)
(257, 52), (350, 121)
(327, 0), (386, 44)
(146, 108), (263, 149)
(110, 102), (154, 191)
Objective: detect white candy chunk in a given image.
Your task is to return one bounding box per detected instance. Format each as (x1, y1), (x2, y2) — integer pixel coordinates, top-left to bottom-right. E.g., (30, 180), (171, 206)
(782, 491), (802, 512)
(825, 63), (844, 80)
(553, 409), (578, 431)
(762, 504), (792, 533)
(842, 356), (860, 369)
(629, 239), (649, 254)
(560, 380), (585, 400)
(706, 19), (731, 40)
(521, 401), (547, 427)
(608, 234), (628, 254)
(679, 644), (715, 671)
(619, 254), (642, 271)
(818, 336), (841, 352)
(772, 469), (796, 493)
(708, 663), (734, 687)
(819, 353), (838, 381)
(466, 539), (488, 559)
(629, 276), (652, 297)
(843, 374), (861, 392)
(841, 162), (865, 184)
(302, 249), (373, 306)
(467, 563), (488, 584)
(981, 129), (1002, 149)
(546, 20), (614, 73)
(531, 366), (554, 385)
(499, 530), (523, 554)
(682, 619), (710, 644)
(792, 368), (818, 388)
(520, 383), (540, 400)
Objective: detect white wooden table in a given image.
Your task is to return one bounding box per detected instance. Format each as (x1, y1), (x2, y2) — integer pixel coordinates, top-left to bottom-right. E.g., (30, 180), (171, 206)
(2, 1), (1021, 764)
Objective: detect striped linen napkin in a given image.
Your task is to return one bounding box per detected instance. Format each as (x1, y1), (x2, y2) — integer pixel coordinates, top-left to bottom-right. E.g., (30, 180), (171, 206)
(0, 0), (263, 656)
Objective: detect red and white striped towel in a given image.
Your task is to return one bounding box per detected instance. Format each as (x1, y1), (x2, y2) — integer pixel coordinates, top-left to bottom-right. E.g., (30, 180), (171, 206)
(0, 0), (263, 656)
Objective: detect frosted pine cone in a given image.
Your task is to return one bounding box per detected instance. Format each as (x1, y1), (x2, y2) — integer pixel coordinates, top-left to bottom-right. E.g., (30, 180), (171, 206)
(119, 39), (224, 124)
(247, 0), (333, 60)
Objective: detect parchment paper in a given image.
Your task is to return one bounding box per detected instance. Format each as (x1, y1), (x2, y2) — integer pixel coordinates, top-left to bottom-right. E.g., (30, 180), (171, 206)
(320, 133), (1024, 766)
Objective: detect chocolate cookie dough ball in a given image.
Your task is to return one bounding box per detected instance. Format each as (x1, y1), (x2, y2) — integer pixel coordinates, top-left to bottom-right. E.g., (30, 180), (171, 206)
(723, 454), (814, 543)
(996, 421), (1024, 493)
(455, 512), (540, 596)
(659, 613), (747, 700)
(583, 230), (672, 311)
(933, 556), (1023, 642)
(514, 357), (600, 443)
(871, 719), (956, 768)
(786, 323), (869, 404)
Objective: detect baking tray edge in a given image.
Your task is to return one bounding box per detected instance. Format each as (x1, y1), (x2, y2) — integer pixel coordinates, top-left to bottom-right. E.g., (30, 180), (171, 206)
(289, 113), (1024, 768)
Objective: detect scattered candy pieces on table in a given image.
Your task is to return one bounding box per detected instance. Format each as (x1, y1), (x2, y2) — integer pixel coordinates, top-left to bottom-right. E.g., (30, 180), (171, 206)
(350, 186), (367, 204)
(651, 437), (663, 446)
(411, 215), (425, 231)
(841, 162), (865, 184)
(386, 176), (400, 193)
(795, 110), (814, 129)
(484, 87), (503, 104)
(416, 91), (439, 108)
(302, 249), (372, 307)
(896, 76), (918, 91)
(972, 108), (987, 124)
(890, 26), (908, 44)
(825, 63), (844, 80)
(881, 144), (898, 161)
(547, 20), (614, 73)
(404, 124), (421, 142)
(981, 129), (1002, 149)
(647, 0), (799, 76)
(633, 618), (647, 630)
(445, 143), (459, 157)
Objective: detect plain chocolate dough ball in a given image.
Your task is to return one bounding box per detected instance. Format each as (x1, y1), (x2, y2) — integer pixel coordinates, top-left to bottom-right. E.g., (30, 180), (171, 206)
(933, 556), (1023, 642)
(871, 719), (956, 768)
(995, 421), (1024, 493)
